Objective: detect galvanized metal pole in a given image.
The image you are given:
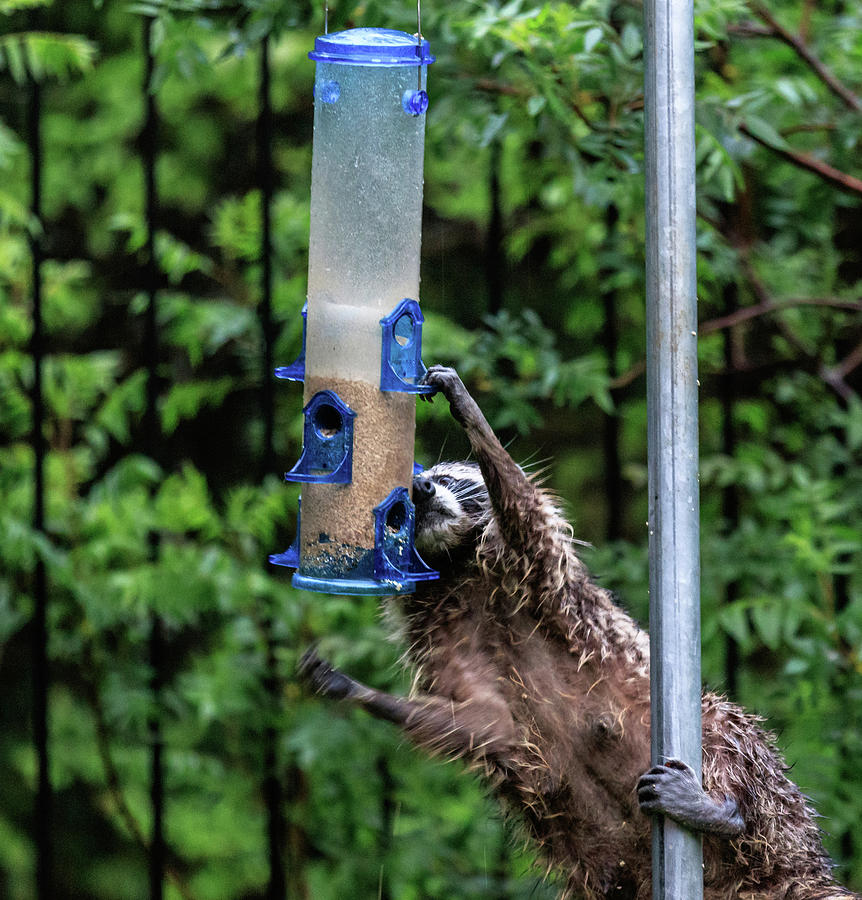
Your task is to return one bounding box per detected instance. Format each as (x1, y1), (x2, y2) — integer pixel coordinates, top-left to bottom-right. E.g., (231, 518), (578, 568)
(643, 0), (703, 894)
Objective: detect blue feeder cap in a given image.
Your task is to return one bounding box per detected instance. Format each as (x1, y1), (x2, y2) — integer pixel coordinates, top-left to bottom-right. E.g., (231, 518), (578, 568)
(309, 28), (435, 67)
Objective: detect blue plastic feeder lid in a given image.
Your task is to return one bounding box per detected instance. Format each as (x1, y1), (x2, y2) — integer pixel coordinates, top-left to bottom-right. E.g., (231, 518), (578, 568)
(309, 28), (435, 66)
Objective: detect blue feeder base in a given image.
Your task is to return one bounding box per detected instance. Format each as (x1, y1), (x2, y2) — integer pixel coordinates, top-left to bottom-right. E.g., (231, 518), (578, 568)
(272, 484), (438, 596)
(291, 572), (414, 596)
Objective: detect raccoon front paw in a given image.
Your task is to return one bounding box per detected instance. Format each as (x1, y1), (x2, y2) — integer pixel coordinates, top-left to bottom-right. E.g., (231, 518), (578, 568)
(297, 647), (358, 701)
(637, 759), (744, 837)
(638, 759), (702, 816)
(422, 366), (480, 427)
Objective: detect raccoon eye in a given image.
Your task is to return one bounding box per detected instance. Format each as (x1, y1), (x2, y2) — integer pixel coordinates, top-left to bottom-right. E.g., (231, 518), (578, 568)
(436, 475), (454, 488)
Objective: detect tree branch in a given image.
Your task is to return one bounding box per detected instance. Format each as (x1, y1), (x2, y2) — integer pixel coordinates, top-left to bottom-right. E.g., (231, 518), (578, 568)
(728, 22), (773, 39)
(701, 296), (862, 336)
(832, 340), (862, 381)
(473, 76), (524, 98)
(822, 340), (862, 402)
(746, 3), (862, 112)
(610, 295), (862, 392)
(738, 256), (860, 402)
(781, 123), (836, 137)
(610, 359), (644, 390)
(473, 76), (604, 134)
(738, 122), (862, 196)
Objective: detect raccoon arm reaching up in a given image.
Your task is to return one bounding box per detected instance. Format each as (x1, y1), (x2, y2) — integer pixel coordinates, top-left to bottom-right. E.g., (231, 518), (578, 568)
(422, 366), (571, 569)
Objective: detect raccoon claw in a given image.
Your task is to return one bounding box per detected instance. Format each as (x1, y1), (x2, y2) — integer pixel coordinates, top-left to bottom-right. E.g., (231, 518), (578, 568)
(297, 647), (357, 701)
(422, 365), (463, 397)
(422, 366), (479, 427)
(637, 759), (744, 837)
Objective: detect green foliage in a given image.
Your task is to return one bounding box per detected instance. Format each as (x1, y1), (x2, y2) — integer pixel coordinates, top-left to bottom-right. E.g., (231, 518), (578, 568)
(1, 0), (861, 896)
(0, 32), (96, 83)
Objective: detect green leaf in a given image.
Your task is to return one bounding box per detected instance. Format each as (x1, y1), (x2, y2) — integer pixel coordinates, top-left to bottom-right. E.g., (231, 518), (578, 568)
(160, 377), (234, 435)
(155, 232), (214, 285)
(526, 94), (546, 116)
(620, 23), (641, 59)
(154, 463), (219, 537)
(751, 602), (783, 651)
(743, 116), (790, 151)
(0, 32), (97, 83)
(583, 26), (602, 54)
(0, 0), (51, 12)
(95, 371), (148, 444)
(718, 601), (751, 649)
(479, 113), (509, 148)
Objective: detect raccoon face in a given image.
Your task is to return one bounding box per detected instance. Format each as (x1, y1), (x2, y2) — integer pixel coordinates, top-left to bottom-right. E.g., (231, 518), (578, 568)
(412, 461), (491, 558)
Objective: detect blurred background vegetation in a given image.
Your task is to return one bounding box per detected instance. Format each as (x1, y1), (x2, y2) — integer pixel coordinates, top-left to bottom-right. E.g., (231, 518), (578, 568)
(1, 0), (861, 897)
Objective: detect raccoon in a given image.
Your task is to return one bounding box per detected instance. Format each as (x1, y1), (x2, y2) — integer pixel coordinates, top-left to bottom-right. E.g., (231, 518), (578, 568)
(299, 365), (857, 900)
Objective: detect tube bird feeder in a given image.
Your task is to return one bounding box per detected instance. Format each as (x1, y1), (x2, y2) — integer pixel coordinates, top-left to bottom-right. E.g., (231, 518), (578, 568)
(270, 28), (438, 595)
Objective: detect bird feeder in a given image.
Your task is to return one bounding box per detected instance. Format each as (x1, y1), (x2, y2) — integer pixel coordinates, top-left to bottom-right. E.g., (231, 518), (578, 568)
(270, 27), (438, 595)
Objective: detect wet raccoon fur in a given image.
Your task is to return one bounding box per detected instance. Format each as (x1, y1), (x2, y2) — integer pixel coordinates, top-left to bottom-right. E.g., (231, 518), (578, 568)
(299, 365), (858, 900)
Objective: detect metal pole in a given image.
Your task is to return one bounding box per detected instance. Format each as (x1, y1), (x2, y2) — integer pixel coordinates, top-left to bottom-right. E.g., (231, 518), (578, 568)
(643, 0), (703, 894)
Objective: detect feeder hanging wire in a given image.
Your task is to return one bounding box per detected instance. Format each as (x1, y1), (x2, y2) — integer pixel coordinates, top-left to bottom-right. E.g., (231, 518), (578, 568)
(417, 0), (422, 88)
(322, 1), (425, 78)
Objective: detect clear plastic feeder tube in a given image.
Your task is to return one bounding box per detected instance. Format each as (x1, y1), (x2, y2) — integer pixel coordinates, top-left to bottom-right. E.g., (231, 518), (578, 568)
(297, 28), (434, 592)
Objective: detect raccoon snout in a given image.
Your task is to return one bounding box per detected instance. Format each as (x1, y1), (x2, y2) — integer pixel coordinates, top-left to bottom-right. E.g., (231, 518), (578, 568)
(413, 476), (436, 501)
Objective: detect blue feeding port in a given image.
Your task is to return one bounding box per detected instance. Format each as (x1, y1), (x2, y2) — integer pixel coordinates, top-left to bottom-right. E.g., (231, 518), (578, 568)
(380, 298), (433, 393)
(269, 498), (301, 569)
(275, 301), (306, 383)
(372, 487), (437, 584)
(285, 390), (355, 484)
(272, 28), (435, 595)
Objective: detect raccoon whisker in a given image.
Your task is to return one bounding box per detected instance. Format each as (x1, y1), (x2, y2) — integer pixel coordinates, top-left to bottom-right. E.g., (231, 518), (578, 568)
(502, 434), (519, 452)
(518, 451), (552, 472)
(435, 432), (450, 466)
(452, 488), (487, 502)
